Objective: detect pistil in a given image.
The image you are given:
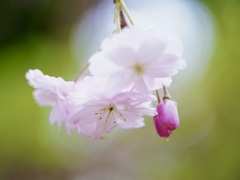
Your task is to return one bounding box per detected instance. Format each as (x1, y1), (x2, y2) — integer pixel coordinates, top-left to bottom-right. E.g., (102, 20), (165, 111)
(100, 107), (114, 139)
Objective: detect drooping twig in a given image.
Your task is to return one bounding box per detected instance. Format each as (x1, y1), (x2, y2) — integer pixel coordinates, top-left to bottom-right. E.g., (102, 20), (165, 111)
(74, 63), (89, 82)
(114, 0), (129, 30)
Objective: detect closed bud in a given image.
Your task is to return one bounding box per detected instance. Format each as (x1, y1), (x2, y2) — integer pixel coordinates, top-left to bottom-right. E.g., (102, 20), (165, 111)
(153, 99), (180, 138)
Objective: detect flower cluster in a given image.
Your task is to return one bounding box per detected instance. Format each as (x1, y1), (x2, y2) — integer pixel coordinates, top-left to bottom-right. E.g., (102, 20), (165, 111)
(26, 1), (186, 140)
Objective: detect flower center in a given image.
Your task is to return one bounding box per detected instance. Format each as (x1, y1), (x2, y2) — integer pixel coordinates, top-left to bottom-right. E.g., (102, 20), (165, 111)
(134, 64), (144, 74)
(95, 104), (127, 139)
(94, 105), (127, 139)
(94, 105), (114, 138)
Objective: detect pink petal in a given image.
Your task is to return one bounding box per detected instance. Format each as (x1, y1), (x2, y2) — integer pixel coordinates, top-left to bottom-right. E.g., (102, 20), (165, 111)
(49, 106), (65, 128)
(33, 89), (57, 106)
(153, 116), (172, 138)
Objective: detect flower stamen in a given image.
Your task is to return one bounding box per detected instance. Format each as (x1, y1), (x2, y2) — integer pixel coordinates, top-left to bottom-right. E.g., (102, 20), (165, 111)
(100, 107), (114, 139)
(115, 111), (127, 122)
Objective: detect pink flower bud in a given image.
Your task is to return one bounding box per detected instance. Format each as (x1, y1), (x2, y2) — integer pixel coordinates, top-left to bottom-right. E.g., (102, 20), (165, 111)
(153, 100), (180, 138)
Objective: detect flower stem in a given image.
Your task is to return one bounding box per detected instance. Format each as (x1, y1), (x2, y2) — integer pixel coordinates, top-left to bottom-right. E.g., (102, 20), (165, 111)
(119, 6), (128, 29)
(119, 0), (134, 26)
(163, 86), (171, 100)
(74, 63), (89, 82)
(114, 0), (122, 32)
(155, 90), (161, 103)
(114, 0), (133, 32)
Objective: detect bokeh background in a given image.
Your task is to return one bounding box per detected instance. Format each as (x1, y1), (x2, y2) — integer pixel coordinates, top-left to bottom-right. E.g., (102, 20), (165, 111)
(0, 0), (240, 179)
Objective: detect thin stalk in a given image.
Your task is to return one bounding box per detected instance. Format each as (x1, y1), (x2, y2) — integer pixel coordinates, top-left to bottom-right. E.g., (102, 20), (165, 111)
(74, 63), (89, 82)
(119, 7), (128, 29)
(114, 0), (121, 32)
(155, 90), (161, 103)
(119, 0), (134, 25)
(163, 86), (171, 100)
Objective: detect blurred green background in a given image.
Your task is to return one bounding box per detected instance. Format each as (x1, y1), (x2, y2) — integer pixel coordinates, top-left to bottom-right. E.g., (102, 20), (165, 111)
(0, 0), (240, 179)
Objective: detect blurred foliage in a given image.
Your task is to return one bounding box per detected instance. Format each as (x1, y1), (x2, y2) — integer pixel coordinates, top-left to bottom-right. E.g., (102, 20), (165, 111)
(0, 0), (99, 47)
(0, 36), (77, 178)
(0, 0), (240, 180)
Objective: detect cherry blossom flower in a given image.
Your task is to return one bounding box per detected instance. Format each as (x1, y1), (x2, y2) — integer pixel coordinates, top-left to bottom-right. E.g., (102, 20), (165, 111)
(25, 0), (186, 140)
(26, 69), (82, 133)
(153, 99), (180, 138)
(70, 76), (156, 139)
(89, 27), (186, 93)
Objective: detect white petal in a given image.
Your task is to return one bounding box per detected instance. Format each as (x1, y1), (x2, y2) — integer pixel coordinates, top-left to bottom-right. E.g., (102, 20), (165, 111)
(136, 37), (167, 63)
(78, 122), (97, 137)
(70, 106), (100, 125)
(26, 69), (64, 91)
(101, 27), (142, 51)
(103, 46), (136, 67)
(146, 55), (185, 77)
(89, 52), (121, 76)
(133, 76), (149, 93)
(49, 106), (66, 128)
(106, 71), (134, 93)
(154, 78), (172, 89)
(146, 67), (178, 78)
(132, 107), (157, 117)
(116, 111), (145, 129)
(33, 89), (57, 106)
(165, 34), (183, 56)
(156, 54), (186, 69)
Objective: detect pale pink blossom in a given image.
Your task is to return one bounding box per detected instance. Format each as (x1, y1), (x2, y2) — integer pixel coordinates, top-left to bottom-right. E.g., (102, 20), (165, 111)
(26, 69), (82, 133)
(89, 27), (186, 93)
(70, 76), (156, 139)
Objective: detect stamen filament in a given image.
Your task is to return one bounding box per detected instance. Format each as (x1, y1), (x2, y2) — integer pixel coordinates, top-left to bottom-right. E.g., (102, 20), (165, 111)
(115, 109), (127, 122)
(100, 108), (113, 139)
